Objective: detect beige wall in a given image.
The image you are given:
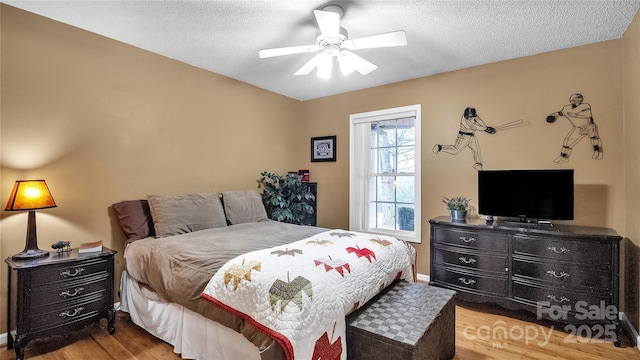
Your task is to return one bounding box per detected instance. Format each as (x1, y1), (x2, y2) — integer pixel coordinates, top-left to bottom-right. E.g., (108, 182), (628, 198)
(301, 40), (625, 277)
(1, 3), (638, 337)
(0, 5), (304, 332)
(623, 9), (640, 333)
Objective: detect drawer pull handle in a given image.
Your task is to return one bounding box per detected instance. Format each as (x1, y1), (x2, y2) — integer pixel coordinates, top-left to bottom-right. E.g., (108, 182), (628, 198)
(547, 246), (570, 254)
(547, 295), (570, 303)
(458, 257), (477, 264)
(459, 236), (476, 243)
(59, 287), (84, 298)
(458, 277), (476, 285)
(546, 270), (570, 279)
(59, 306), (84, 318)
(60, 267), (85, 278)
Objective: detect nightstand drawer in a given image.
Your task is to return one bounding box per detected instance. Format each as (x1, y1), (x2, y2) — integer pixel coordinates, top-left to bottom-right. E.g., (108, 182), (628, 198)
(29, 293), (107, 331)
(30, 258), (109, 286)
(30, 274), (110, 308)
(434, 227), (507, 252)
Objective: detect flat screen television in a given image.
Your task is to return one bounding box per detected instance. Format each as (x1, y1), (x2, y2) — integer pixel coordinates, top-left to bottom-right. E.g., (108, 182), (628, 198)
(478, 169), (574, 222)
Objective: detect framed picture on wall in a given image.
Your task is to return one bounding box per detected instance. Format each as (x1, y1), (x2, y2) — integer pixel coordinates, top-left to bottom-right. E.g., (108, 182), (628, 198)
(311, 135), (336, 162)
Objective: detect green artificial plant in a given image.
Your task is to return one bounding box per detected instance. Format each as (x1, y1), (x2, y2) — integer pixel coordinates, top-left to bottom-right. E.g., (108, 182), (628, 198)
(259, 171), (315, 225)
(441, 196), (470, 211)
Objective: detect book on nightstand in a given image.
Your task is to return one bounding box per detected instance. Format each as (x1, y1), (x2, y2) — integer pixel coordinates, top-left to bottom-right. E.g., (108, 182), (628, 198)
(79, 240), (103, 254)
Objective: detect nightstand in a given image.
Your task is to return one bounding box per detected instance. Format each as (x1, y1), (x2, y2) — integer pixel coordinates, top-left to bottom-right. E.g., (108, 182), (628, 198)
(5, 247), (116, 360)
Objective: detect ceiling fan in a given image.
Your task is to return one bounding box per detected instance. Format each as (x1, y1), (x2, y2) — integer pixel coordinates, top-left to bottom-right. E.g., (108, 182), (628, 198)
(258, 5), (408, 79)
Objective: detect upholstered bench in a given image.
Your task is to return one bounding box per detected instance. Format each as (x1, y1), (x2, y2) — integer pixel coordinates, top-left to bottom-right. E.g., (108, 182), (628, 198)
(346, 281), (456, 360)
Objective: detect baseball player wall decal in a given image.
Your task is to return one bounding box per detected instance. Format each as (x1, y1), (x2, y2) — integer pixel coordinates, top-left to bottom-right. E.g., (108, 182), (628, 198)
(433, 107), (529, 170)
(546, 93), (603, 163)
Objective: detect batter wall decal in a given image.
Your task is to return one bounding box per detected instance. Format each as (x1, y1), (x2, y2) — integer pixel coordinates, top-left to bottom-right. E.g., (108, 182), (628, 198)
(546, 93), (603, 163)
(433, 107), (529, 170)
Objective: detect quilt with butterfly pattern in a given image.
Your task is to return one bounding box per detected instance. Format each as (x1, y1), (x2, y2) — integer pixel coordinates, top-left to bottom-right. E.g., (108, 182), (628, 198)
(201, 229), (416, 360)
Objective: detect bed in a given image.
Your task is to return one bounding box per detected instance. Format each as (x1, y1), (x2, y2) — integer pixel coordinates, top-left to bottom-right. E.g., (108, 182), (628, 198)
(114, 190), (416, 360)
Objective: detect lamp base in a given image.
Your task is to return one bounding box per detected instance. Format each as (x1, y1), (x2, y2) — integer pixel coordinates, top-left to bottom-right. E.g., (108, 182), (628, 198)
(11, 248), (49, 260)
(11, 210), (50, 260)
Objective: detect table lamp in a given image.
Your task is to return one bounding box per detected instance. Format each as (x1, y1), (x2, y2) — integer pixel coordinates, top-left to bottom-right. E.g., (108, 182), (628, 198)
(5, 180), (57, 260)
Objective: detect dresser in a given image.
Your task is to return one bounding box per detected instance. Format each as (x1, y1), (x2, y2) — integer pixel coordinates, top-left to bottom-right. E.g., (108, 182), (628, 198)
(5, 248), (116, 360)
(429, 217), (622, 345)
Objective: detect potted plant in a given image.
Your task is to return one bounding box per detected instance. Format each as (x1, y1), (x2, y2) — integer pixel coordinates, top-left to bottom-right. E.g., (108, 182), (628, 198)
(442, 196), (470, 221)
(259, 171), (315, 225)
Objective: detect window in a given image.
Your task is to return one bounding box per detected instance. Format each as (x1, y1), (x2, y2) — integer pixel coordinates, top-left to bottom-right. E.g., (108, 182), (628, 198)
(349, 104), (421, 243)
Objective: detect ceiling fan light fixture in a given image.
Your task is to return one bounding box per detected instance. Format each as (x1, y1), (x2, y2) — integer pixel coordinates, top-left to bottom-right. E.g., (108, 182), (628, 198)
(261, 5), (407, 78)
(338, 52), (355, 76)
(316, 52), (333, 79)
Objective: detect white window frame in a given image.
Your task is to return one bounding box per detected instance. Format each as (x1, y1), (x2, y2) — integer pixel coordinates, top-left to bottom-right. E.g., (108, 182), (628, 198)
(349, 104), (421, 243)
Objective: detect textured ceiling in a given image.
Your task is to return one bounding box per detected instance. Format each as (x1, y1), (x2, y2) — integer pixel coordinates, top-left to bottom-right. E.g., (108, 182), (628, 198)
(3, 0), (640, 101)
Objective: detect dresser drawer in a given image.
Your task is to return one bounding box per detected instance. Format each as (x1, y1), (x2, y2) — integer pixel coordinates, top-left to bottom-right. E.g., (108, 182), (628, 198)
(512, 235), (611, 265)
(29, 293), (108, 331)
(30, 258), (109, 287)
(30, 274), (110, 308)
(433, 265), (507, 296)
(512, 258), (612, 290)
(434, 246), (508, 273)
(434, 227), (507, 252)
(512, 280), (611, 310)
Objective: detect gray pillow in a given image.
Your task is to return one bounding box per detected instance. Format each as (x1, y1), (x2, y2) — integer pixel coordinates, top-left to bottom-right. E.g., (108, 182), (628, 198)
(222, 190), (268, 225)
(148, 192), (227, 238)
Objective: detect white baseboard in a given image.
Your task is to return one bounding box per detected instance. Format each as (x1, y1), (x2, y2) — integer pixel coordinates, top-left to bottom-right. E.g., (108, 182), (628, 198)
(416, 273), (430, 283)
(620, 312), (640, 349)
(0, 302), (123, 347)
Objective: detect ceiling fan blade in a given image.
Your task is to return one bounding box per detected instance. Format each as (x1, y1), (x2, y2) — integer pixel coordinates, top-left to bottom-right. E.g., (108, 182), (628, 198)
(314, 10), (340, 38)
(259, 44), (321, 58)
(294, 53), (323, 75)
(341, 50), (377, 75)
(343, 30), (408, 50)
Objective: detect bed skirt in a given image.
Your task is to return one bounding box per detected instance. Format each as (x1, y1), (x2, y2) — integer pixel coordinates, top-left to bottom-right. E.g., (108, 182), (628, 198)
(120, 271), (261, 360)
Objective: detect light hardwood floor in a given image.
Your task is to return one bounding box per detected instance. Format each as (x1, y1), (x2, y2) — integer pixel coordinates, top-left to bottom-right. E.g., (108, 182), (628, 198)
(1, 304), (639, 360)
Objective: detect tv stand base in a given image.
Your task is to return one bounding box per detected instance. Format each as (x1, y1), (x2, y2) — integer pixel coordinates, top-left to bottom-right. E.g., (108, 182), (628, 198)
(429, 216), (621, 346)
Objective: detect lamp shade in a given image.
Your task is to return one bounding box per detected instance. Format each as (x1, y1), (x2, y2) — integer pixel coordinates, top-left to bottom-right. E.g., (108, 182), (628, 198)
(5, 180), (56, 211)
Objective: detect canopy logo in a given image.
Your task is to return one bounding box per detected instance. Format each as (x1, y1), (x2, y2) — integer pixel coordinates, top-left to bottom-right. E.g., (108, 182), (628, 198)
(462, 321), (554, 348)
